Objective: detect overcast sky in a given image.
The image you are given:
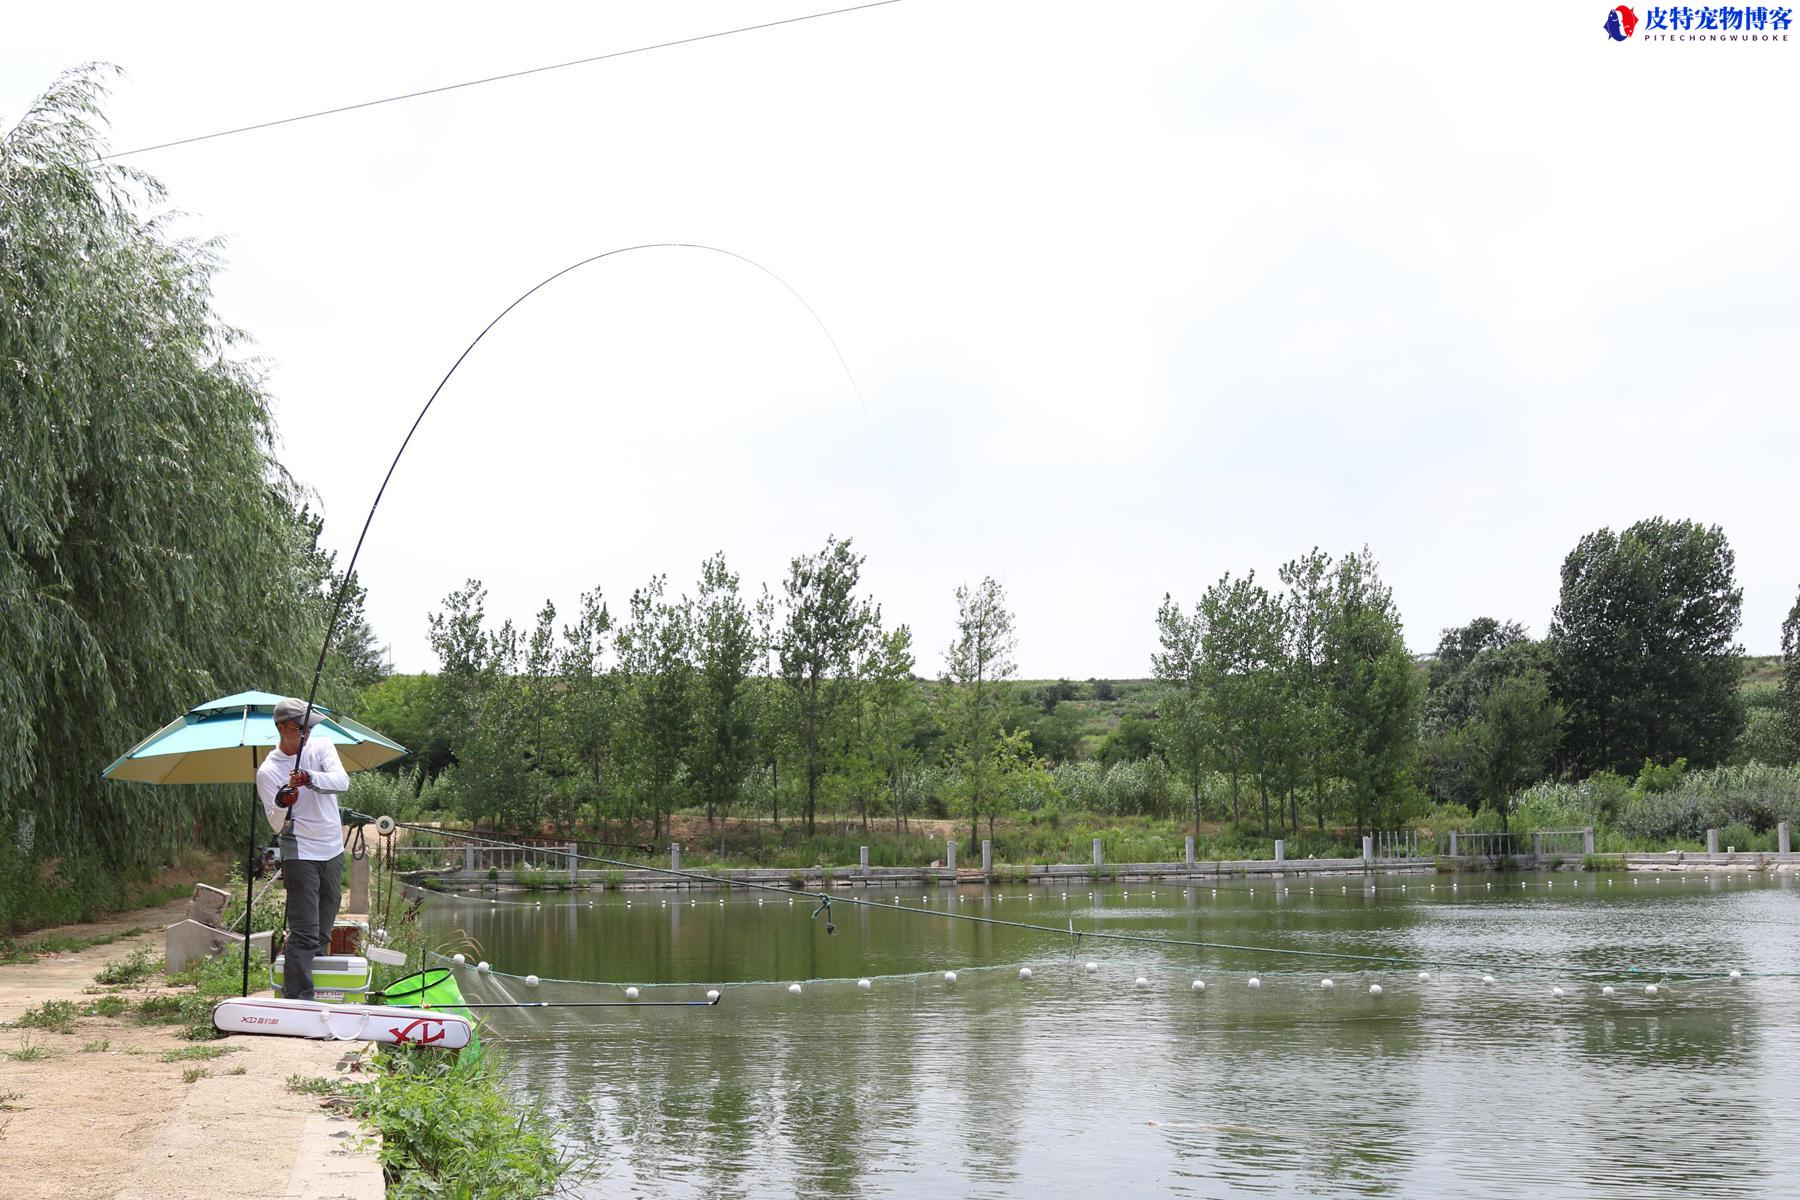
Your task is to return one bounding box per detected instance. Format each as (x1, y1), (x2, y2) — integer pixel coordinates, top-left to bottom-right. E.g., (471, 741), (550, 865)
(7, 2), (1797, 678)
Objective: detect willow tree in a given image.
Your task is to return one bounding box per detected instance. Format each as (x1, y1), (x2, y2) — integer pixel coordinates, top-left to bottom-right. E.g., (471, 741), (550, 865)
(1, 67), (343, 930)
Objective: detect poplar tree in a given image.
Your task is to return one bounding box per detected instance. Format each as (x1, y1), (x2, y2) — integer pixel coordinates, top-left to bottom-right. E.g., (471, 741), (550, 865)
(943, 578), (1017, 854)
(616, 576), (692, 842)
(1781, 586), (1800, 761)
(1152, 594), (1210, 833)
(777, 536), (874, 835)
(688, 553), (758, 843)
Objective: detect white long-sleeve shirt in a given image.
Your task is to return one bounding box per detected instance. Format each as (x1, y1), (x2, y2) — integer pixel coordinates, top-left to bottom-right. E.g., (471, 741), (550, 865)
(256, 738), (351, 861)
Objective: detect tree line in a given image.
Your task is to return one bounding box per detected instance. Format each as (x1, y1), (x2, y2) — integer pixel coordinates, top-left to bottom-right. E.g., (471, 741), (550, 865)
(369, 517), (1797, 849)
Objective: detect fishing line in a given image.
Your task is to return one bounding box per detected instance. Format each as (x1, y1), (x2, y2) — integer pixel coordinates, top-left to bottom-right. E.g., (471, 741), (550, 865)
(296, 241), (864, 733)
(394, 822), (1763, 981)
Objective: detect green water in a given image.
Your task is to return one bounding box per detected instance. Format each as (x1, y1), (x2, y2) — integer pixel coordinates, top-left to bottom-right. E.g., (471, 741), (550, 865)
(418, 872), (1800, 1197)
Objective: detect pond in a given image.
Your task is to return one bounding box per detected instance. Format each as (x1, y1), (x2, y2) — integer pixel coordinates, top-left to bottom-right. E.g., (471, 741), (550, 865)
(418, 872), (1800, 1198)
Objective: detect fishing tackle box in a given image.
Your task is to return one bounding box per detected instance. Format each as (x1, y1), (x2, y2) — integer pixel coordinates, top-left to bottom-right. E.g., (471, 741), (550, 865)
(268, 954), (372, 1003)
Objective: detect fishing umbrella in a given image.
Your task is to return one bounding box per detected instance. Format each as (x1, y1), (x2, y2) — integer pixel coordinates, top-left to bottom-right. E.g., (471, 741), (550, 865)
(102, 689), (408, 996)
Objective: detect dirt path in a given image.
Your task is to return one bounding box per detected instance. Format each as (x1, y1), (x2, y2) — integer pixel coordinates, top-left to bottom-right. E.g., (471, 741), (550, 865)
(0, 904), (381, 1198)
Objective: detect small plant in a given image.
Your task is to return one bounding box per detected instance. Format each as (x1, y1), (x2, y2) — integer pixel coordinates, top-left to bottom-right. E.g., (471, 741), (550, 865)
(86, 995), (128, 1018)
(81, 1039), (110, 1053)
(225, 1064), (247, 1076)
(160, 1044), (241, 1063)
(133, 994), (185, 1022)
(5, 1036), (49, 1062)
(487, 867), (499, 882)
(514, 866), (550, 891)
(95, 945), (158, 987)
(18, 999), (79, 1035)
(287, 1073), (348, 1097)
(1548, 855), (1565, 870)
(601, 868), (625, 891)
(181, 1067), (210, 1084)
(1582, 854), (1625, 872)
(786, 871), (806, 890)
(0, 1090), (22, 1110)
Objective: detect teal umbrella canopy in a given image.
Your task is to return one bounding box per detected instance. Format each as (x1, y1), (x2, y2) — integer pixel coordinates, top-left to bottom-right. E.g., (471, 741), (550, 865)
(102, 692), (407, 785)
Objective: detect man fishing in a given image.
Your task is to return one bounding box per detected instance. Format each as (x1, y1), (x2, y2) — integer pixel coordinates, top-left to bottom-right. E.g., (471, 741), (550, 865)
(256, 697), (351, 1000)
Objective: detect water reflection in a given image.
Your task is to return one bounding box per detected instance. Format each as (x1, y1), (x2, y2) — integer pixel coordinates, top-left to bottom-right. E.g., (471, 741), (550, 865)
(420, 873), (1800, 1198)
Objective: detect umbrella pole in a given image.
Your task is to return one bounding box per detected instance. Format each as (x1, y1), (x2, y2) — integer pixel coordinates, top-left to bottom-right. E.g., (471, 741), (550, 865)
(243, 747), (258, 998)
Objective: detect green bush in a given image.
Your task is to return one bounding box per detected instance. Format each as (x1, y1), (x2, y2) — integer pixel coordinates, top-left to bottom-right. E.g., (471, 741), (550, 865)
(19, 999), (79, 1034)
(95, 945), (158, 987)
(352, 1045), (566, 1199)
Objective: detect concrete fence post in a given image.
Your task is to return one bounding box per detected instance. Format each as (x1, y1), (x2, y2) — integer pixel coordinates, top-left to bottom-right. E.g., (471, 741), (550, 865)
(982, 839), (992, 876)
(349, 853), (370, 913)
(1707, 828), (1719, 854)
(1093, 838), (1104, 868)
(568, 842), (578, 883)
(946, 840), (956, 873)
(860, 845), (870, 875)
(1449, 830), (1459, 856)
(671, 842), (681, 871)
(1780, 822), (1792, 855)
(463, 846), (474, 874)
(1274, 839), (1286, 864)
(1361, 836), (1373, 864)
(1532, 832), (1542, 859)
(1185, 836), (1195, 866)
(1583, 828), (1595, 856)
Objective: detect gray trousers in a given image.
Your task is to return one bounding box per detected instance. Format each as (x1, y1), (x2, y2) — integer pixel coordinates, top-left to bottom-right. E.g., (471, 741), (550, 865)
(281, 853), (343, 1000)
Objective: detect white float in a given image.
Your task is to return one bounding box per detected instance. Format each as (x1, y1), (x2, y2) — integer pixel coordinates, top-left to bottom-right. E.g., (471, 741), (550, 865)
(1320, 979), (1334, 990)
(1191, 980), (1206, 992)
(1645, 984), (1660, 997)
(1247, 977), (1261, 989)
(1369, 984), (1383, 996)
(706, 990), (720, 1002)
(525, 975), (540, 987)
(1084, 962), (1098, 973)
(857, 978), (872, 991)
(788, 983), (802, 996)
(625, 986), (640, 1000)
(476, 961), (491, 975)
(451, 953), (466, 967)
(1135, 977), (1149, 989)
(943, 971), (958, 984)
(1019, 968), (1033, 980)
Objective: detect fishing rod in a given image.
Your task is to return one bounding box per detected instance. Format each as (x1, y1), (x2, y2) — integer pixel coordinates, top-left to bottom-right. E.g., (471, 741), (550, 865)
(295, 242), (863, 730)
(448, 997), (722, 1009)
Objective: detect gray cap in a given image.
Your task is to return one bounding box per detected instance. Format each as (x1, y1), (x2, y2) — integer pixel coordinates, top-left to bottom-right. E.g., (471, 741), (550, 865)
(272, 697), (326, 727)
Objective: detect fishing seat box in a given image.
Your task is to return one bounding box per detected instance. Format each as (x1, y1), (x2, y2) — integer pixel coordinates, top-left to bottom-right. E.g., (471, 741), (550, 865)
(268, 954), (372, 1003)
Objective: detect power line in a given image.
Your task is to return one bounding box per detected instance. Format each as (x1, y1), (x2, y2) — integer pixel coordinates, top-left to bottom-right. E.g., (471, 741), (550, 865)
(97, 0), (906, 162)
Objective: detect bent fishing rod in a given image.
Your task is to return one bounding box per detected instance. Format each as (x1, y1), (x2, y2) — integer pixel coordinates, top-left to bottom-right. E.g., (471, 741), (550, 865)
(295, 243), (863, 731)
